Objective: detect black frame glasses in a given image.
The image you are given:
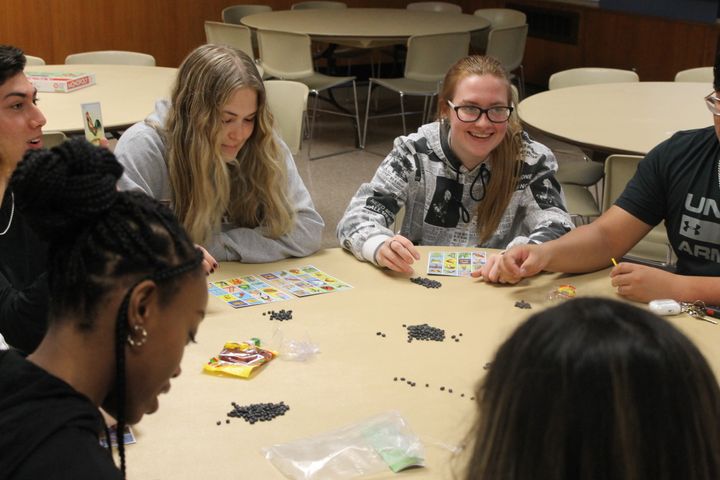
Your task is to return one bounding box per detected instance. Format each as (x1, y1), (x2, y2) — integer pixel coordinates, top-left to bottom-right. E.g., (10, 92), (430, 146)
(705, 92), (720, 116)
(447, 100), (513, 123)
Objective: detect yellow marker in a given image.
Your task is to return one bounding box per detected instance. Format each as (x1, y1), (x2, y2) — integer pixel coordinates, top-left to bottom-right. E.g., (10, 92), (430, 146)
(611, 258), (618, 266)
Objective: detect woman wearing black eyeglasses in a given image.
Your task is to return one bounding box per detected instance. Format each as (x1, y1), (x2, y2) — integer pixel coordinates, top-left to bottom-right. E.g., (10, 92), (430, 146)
(337, 55), (572, 274)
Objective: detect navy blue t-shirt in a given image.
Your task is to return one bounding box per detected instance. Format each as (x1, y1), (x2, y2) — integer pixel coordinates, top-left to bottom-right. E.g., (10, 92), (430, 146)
(616, 126), (720, 276)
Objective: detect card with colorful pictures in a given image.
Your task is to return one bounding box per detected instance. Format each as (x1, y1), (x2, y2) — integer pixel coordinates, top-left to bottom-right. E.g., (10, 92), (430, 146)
(208, 275), (293, 308)
(427, 251), (486, 276)
(264, 265), (352, 297)
(81, 102), (105, 146)
(99, 425), (136, 448)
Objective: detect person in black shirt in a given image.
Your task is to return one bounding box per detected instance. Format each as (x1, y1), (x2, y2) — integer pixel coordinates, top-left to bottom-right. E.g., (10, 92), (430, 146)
(480, 53), (720, 304)
(0, 44), (49, 352)
(0, 139), (208, 479)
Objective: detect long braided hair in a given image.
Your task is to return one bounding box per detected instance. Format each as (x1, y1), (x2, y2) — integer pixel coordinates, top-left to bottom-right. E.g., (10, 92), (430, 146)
(11, 138), (203, 478)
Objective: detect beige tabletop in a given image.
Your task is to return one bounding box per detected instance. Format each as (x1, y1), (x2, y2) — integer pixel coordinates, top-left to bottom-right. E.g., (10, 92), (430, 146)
(518, 82), (713, 155)
(125, 247), (720, 479)
(25, 65), (177, 133)
(242, 8), (490, 48)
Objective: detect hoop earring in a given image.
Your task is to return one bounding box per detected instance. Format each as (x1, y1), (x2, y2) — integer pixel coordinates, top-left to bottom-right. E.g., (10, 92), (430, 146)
(127, 325), (148, 347)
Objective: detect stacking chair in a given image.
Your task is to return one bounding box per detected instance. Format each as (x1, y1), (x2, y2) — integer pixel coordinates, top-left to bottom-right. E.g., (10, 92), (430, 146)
(485, 24), (528, 98)
(42, 131), (67, 149)
(548, 67), (640, 221)
(64, 50), (156, 66)
(406, 2), (462, 13)
(603, 154), (673, 266)
(363, 31), (469, 149)
(264, 80), (310, 156)
(674, 67), (713, 83)
(257, 29), (361, 160)
(221, 4), (272, 58)
(291, 0), (346, 9)
(203, 21), (254, 60)
(25, 55), (46, 66)
(472, 8), (526, 53)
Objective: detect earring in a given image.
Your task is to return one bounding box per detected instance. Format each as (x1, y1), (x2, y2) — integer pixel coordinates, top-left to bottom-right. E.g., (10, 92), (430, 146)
(126, 324), (148, 347)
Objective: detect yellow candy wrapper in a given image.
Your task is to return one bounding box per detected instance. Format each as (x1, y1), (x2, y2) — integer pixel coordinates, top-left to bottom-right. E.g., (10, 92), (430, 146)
(203, 341), (277, 378)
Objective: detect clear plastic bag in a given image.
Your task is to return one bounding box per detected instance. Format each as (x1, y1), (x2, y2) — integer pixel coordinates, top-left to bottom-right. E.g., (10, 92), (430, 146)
(262, 411), (425, 479)
(270, 326), (320, 362)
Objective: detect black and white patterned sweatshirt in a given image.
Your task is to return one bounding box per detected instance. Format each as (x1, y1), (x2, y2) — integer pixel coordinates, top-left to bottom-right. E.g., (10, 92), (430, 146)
(337, 121), (574, 264)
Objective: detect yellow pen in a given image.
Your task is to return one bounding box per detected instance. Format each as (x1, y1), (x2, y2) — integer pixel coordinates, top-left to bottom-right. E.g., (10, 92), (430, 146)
(611, 258), (618, 267)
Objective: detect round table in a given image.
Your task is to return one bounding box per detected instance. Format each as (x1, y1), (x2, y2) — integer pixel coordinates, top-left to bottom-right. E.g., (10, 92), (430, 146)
(242, 8), (490, 48)
(518, 82), (713, 155)
(122, 247), (720, 479)
(25, 65), (177, 133)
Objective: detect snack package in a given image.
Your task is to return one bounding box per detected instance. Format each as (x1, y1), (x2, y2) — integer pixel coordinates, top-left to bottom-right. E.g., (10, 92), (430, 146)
(203, 341), (277, 378)
(547, 284), (577, 302)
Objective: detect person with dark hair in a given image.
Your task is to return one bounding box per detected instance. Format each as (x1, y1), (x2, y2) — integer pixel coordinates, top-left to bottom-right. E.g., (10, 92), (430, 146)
(0, 139), (208, 479)
(0, 44), (48, 353)
(482, 52), (720, 304)
(463, 297), (720, 480)
(337, 55), (572, 273)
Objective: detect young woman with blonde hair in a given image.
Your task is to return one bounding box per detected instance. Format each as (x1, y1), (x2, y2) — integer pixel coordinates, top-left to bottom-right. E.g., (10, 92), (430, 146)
(337, 55), (572, 273)
(115, 44), (323, 264)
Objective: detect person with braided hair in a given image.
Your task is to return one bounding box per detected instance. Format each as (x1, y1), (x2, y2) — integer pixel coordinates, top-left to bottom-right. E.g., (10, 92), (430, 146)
(0, 138), (208, 479)
(115, 44), (324, 263)
(0, 44), (49, 353)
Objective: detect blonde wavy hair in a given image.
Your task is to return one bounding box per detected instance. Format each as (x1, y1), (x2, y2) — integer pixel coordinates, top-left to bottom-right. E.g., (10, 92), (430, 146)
(437, 55), (524, 244)
(163, 44), (293, 245)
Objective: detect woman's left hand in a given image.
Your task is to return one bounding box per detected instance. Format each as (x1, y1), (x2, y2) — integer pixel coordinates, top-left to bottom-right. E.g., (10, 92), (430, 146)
(196, 244), (218, 275)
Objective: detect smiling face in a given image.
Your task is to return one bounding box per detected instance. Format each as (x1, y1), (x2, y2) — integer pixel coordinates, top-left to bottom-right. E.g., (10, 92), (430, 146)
(219, 87), (258, 162)
(122, 272), (208, 424)
(446, 74), (511, 170)
(0, 72), (46, 171)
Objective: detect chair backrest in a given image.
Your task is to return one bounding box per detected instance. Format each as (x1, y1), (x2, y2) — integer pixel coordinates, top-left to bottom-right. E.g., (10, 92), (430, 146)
(549, 68), (639, 90)
(257, 30), (314, 79)
(674, 66), (713, 83)
(603, 154), (672, 265)
(264, 80), (309, 155)
(221, 4), (272, 24)
(64, 50), (156, 66)
(204, 21), (255, 59)
(485, 24), (528, 73)
(42, 131), (67, 149)
(291, 1), (346, 9)
(25, 55), (46, 66)
(473, 8), (526, 28)
(406, 2), (462, 13)
(405, 31), (470, 82)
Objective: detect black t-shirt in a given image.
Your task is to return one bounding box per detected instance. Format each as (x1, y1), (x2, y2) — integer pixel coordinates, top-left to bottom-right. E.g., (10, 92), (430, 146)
(0, 188), (49, 353)
(616, 126), (720, 276)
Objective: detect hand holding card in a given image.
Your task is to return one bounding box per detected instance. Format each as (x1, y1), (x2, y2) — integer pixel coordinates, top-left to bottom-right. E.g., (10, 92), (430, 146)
(81, 102), (105, 146)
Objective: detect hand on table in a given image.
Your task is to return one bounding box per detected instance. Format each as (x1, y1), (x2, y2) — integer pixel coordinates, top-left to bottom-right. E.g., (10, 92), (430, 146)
(610, 262), (677, 303)
(472, 245), (547, 284)
(376, 235), (421, 274)
(196, 244), (218, 275)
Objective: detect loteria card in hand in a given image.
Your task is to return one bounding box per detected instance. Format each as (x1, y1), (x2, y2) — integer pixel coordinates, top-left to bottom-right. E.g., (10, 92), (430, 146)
(81, 102), (105, 146)
(427, 251), (486, 276)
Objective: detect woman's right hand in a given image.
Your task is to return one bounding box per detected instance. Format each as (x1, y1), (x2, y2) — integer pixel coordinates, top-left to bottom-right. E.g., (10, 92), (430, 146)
(196, 244), (218, 275)
(375, 235), (421, 274)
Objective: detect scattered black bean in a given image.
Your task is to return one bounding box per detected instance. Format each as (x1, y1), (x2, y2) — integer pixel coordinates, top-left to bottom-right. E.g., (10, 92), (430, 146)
(440, 386), (445, 391)
(410, 277), (442, 289)
(514, 300), (532, 309)
(265, 309), (293, 321)
(406, 323), (445, 342)
(216, 421), (221, 426)
(483, 362), (492, 370)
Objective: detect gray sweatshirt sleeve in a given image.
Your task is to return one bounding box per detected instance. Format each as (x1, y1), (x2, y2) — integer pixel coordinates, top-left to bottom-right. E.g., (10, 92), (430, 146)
(115, 122), (172, 202)
(206, 143), (324, 263)
(337, 140), (416, 263)
(505, 144), (574, 248)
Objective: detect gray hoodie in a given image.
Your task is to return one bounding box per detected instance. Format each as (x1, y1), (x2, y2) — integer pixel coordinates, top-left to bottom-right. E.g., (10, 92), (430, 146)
(115, 100), (324, 262)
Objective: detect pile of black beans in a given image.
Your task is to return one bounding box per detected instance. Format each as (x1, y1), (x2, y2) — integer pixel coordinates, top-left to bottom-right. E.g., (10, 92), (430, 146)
(406, 323), (445, 342)
(410, 277), (442, 289)
(227, 401), (290, 424)
(263, 309), (293, 321)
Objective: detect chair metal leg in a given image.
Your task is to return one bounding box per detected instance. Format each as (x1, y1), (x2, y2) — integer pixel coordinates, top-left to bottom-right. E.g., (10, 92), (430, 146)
(362, 80), (374, 149)
(307, 90), (320, 160)
(351, 80), (362, 149)
(400, 92), (407, 136)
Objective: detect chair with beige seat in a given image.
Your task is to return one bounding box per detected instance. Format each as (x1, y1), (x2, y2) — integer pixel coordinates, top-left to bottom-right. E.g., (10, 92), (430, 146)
(674, 67), (713, 83)
(264, 80), (309, 156)
(25, 55), (46, 66)
(485, 23), (528, 98)
(363, 31), (470, 149)
(64, 50), (156, 66)
(471, 8), (526, 53)
(257, 29), (361, 160)
(221, 5), (272, 59)
(406, 2), (462, 13)
(547, 67), (640, 223)
(203, 21), (255, 63)
(603, 154), (674, 266)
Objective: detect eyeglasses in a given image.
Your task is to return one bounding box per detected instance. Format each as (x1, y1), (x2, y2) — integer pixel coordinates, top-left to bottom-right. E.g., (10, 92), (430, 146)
(447, 100), (513, 123)
(705, 92), (720, 116)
